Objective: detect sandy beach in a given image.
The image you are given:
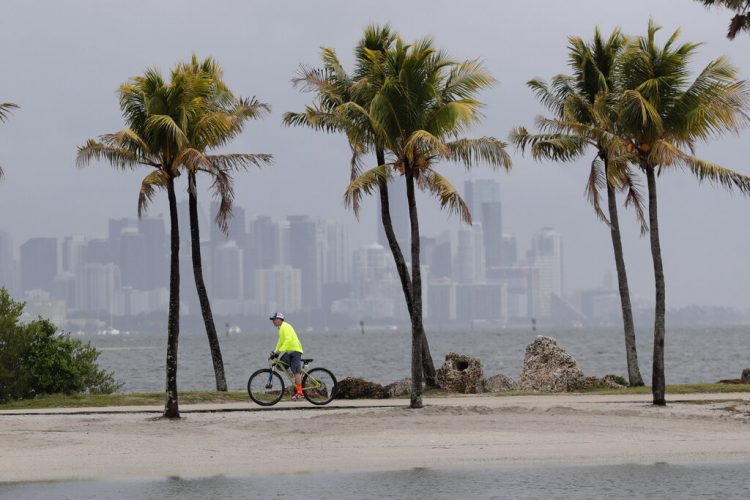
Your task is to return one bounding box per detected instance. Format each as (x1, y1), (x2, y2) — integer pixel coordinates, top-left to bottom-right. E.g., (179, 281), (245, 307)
(1, 393), (749, 483)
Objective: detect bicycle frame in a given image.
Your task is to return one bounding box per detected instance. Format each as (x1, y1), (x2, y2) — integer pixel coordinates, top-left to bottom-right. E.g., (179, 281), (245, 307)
(268, 357), (310, 389)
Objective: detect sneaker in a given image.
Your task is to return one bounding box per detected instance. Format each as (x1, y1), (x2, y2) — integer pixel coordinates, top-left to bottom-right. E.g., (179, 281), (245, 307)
(291, 391), (304, 401)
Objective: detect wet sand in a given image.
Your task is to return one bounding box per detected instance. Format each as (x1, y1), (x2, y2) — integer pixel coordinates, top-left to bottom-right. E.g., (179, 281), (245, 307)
(1, 393), (748, 482)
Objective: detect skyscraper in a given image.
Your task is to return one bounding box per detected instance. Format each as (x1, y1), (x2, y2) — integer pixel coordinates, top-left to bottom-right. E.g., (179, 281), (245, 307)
(213, 240), (244, 300)
(465, 179), (503, 269)
(19, 237), (57, 293)
(456, 222), (485, 283)
(287, 215), (321, 309)
(527, 227), (563, 318)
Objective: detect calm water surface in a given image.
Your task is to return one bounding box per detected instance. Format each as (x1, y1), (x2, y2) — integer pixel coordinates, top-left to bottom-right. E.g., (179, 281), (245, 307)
(87, 325), (749, 393)
(2, 463), (749, 499)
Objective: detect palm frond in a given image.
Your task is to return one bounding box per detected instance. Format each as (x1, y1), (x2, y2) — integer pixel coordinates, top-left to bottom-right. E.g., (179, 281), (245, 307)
(417, 169), (472, 224)
(584, 156), (610, 225)
(443, 137), (512, 170)
(509, 127), (588, 162)
(344, 164), (391, 219)
(0, 102), (19, 123)
(204, 153), (273, 172)
(138, 170), (167, 217)
(621, 167), (649, 234)
(653, 139), (750, 193)
(76, 140), (145, 169)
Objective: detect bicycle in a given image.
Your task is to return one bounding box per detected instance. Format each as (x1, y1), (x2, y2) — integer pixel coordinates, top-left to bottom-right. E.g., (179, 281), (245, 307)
(247, 354), (337, 406)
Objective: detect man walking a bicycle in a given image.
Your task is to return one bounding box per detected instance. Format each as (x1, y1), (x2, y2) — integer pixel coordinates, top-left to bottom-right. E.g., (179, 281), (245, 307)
(269, 312), (304, 401)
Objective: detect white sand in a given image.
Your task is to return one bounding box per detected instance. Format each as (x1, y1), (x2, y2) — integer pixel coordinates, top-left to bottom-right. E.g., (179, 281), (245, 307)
(1, 393), (749, 482)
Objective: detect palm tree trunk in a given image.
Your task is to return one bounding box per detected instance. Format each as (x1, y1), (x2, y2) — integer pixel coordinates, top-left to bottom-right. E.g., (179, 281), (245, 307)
(645, 165), (666, 406)
(376, 149), (437, 387)
(405, 166), (424, 409)
(605, 161), (644, 387)
(188, 172), (227, 392)
(164, 175), (181, 419)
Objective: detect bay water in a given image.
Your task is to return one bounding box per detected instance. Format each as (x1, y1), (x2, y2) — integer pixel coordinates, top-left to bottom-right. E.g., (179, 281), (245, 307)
(88, 325), (749, 393)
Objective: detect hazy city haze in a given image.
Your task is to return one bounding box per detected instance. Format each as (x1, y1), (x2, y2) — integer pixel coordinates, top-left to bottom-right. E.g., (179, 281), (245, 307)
(1, 0), (749, 310)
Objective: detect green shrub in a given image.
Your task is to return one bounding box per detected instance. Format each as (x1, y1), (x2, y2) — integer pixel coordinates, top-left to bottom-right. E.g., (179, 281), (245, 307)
(0, 288), (122, 403)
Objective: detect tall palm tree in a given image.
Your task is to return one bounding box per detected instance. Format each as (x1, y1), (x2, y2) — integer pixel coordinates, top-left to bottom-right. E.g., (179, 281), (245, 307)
(0, 102), (19, 180)
(345, 37), (511, 408)
(165, 56), (273, 392)
(696, 0), (750, 39)
(616, 20), (750, 405)
(283, 25), (439, 386)
(77, 66), (216, 418)
(511, 28), (646, 386)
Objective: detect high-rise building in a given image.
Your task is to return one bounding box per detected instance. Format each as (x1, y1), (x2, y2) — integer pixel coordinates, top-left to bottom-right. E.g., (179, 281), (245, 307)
(75, 262), (120, 313)
(211, 201), (247, 249)
(501, 234), (518, 267)
(456, 222), (485, 283)
(119, 228), (147, 289)
(84, 238), (114, 265)
(212, 241), (244, 300)
(465, 179), (503, 270)
(287, 215), (321, 309)
(137, 215), (167, 289)
(323, 220), (351, 285)
(255, 265), (302, 312)
(527, 227), (563, 318)
(251, 216), (281, 269)
(61, 235), (86, 275)
(19, 237), (57, 293)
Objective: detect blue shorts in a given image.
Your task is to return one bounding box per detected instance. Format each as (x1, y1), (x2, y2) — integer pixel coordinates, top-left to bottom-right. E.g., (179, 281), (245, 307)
(280, 351), (302, 374)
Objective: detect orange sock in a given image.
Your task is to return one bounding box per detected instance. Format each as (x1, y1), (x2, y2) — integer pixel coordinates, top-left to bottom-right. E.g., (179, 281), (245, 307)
(296, 384), (302, 394)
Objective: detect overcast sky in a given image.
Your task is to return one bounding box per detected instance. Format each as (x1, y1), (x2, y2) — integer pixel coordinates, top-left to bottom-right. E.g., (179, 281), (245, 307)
(0, 0), (748, 309)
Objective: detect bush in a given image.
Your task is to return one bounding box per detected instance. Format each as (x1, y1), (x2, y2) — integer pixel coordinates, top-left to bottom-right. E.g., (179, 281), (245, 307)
(0, 288), (122, 403)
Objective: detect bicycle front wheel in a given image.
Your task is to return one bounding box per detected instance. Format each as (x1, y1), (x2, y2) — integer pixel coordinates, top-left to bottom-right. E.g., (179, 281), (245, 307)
(302, 367), (337, 405)
(247, 368), (285, 406)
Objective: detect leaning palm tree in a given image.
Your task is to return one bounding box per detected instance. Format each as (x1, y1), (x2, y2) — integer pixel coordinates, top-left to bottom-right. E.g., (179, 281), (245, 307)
(616, 20), (750, 405)
(695, 0), (750, 39)
(163, 56), (273, 392)
(283, 24), (439, 386)
(511, 28), (646, 386)
(345, 36), (512, 408)
(77, 67), (213, 418)
(0, 102), (19, 180)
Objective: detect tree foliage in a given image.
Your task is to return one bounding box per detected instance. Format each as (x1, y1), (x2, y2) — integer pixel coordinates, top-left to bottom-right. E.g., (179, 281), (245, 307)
(0, 289), (121, 403)
(696, 0), (750, 39)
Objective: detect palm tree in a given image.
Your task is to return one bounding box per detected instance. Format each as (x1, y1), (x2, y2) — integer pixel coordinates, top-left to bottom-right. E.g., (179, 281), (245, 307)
(77, 66), (215, 418)
(511, 28), (646, 386)
(166, 56), (273, 392)
(696, 1), (750, 39)
(282, 25), (439, 386)
(616, 20), (750, 405)
(0, 102), (19, 180)
(345, 37), (511, 408)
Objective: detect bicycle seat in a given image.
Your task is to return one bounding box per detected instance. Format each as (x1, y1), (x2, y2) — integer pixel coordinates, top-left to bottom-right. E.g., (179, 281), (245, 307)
(301, 358), (313, 364)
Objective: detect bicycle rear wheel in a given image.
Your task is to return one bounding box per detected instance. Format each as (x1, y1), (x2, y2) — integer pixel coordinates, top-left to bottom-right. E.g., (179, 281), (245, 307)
(302, 367), (337, 405)
(247, 368), (285, 406)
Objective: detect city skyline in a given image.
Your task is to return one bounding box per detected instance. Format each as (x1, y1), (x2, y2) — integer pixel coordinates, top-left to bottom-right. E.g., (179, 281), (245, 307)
(1, 1), (749, 312)
(0, 178), (604, 328)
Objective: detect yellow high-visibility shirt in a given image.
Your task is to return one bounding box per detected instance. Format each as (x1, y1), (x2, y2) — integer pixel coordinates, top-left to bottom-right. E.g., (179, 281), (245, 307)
(275, 322), (303, 353)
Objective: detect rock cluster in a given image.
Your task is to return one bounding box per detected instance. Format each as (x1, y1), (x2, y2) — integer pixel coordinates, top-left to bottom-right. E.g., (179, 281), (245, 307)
(519, 336), (585, 392)
(384, 378), (411, 397)
(436, 352), (484, 394)
(481, 374), (518, 392)
(334, 377), (386, 399)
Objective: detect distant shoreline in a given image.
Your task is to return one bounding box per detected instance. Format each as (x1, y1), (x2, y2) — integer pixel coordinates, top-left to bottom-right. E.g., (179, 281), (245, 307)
(1, 393), (748, 483)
